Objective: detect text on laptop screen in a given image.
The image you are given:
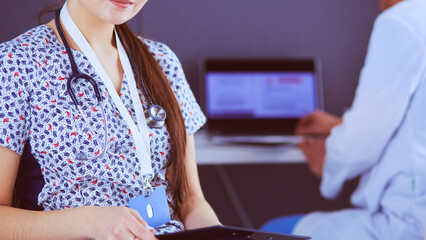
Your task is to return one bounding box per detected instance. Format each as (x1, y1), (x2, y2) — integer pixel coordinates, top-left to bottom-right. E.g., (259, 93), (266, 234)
(205, 71), (317, 119)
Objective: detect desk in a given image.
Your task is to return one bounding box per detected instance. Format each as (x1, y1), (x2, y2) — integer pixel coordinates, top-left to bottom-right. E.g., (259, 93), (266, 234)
(195, 131), (354, 228)
(194, 131), (306, 165)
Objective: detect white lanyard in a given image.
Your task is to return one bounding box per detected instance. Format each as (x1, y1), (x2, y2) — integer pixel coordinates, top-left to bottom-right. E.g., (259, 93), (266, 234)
(60, 3), (153, 176)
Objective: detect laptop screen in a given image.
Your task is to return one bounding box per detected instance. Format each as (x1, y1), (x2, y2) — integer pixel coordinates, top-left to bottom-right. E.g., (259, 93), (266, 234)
(206, 71), (317, 119)
(202, 58), (322, 135)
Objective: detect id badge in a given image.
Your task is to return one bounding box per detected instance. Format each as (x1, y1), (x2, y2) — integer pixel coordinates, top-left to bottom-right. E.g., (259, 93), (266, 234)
(129, 186), (171, 228)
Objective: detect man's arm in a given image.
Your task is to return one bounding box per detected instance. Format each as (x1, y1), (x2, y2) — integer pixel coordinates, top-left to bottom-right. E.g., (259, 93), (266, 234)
(321, 12), (426, 199)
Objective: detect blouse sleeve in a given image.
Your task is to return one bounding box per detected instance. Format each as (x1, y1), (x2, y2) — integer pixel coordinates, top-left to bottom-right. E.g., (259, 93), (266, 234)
(0, 44), (31, 155)
(320, 11), (426, 199)
(144, 39), (206, 136)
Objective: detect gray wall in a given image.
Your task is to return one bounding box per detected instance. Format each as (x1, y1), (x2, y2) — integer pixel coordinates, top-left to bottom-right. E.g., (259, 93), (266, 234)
(1, 0), (380, 115)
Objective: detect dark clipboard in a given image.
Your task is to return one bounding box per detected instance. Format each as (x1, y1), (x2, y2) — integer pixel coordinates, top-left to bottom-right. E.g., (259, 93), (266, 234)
(156, 225), (310, 240)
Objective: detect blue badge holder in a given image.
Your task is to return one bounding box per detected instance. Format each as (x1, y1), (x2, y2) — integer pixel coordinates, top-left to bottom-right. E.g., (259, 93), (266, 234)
(129, 186), (171, 228)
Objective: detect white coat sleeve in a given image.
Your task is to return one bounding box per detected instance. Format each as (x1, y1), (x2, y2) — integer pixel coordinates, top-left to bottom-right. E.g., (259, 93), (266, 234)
(320, 12), (426, 199)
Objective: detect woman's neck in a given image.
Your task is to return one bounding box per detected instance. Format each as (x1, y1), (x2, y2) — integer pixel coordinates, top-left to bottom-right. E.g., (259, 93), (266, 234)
(48, 0), (116, 53)
(67, 0), (115, 51)
(46, 1), (124, 93)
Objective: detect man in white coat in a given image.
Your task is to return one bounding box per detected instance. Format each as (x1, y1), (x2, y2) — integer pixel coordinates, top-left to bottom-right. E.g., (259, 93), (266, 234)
(271, 0), (426, 239)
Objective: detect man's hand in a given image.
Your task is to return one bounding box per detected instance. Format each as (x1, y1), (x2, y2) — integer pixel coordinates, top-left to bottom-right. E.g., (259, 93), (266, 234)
(298, 138), (326, 177)
(296, 110), (342, 177)
(296, 110), (342, 136)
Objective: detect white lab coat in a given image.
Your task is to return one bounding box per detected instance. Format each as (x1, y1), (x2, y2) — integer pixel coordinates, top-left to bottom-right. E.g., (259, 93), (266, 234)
(293, 1), (426, 239)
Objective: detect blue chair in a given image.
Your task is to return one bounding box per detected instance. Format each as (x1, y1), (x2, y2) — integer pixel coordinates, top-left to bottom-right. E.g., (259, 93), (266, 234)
(260, 214), (305, 235)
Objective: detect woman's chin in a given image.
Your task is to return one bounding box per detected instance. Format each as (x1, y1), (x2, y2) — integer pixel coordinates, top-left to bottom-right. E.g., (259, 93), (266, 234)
(102, 14), (133, 25)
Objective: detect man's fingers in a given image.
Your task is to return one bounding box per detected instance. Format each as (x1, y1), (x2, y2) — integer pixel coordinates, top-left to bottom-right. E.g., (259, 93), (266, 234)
(296, 115), (315, 134)
(298, 141), (311, 158)
(296, 112), (327, 135)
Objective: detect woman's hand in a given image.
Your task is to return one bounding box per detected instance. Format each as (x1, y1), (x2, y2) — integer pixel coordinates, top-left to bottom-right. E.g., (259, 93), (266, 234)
(88, 206), (157, 240)
(296, 110), (342, 136)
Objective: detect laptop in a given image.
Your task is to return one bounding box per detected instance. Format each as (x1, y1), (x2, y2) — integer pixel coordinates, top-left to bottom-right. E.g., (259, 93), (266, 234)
(157, 225), (310, 240)
(201, 57), (323, 144)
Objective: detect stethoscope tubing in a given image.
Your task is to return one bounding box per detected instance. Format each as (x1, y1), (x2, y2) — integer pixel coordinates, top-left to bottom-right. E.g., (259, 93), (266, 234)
(55, 11), (116, 161)
(54, 9), (167, 162)
(55, 9), (166, 127)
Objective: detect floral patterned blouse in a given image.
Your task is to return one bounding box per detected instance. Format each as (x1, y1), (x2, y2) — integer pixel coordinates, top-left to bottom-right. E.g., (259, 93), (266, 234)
(0, 25), (206, 234)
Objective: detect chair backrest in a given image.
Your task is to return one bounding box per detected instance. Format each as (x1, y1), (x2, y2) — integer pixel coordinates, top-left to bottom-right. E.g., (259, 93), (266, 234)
(13, 143), (44, 210)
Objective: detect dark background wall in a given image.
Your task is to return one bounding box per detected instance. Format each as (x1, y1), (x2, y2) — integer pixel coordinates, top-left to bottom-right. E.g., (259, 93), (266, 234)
(2, 0), (379, 229)
(138, 0), (380, 115)
(1, 0), (380, 115)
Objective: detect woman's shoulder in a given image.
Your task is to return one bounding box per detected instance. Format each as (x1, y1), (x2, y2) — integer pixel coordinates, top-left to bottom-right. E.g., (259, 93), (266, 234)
(0, 25), (56, 82)
(0, 25), (52, 58)
(138, 37), (186, 85)
(140, 37), (171, 54)
(0, 25), (55, 90)
(0, 25), (56, 75)
(139, 37), (181, 65)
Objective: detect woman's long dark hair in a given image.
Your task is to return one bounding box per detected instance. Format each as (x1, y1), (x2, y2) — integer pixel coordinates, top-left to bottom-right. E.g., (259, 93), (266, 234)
(39, 1), (188, 219)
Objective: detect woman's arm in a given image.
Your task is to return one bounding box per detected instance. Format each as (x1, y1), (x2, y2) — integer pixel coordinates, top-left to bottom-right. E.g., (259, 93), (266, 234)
(179, 135), (221, 230)
(0, 146), (156, 240)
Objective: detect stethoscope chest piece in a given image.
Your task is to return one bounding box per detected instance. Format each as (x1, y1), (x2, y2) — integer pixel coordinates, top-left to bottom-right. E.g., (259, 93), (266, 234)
(145, 105), (166, 128)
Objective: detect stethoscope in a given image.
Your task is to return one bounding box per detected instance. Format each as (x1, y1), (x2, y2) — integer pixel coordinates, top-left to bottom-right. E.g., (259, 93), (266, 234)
(54, 10), (167, 160)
